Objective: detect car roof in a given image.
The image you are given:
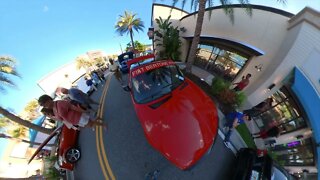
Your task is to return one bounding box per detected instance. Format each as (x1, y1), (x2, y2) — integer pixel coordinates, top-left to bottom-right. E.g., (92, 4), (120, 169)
(130, 58), (155, 70)
(126, 54), (155, 70)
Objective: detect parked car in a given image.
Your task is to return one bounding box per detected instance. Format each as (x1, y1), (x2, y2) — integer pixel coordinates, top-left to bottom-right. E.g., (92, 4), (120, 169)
(124, 55), (219, 170)
(28, 125), (80, 171)
(233, 148), (292, 180)
(117, 51), (134, 73)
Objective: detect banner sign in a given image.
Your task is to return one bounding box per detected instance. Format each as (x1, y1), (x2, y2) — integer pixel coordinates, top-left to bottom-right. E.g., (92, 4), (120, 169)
(131, 61), (175, 77)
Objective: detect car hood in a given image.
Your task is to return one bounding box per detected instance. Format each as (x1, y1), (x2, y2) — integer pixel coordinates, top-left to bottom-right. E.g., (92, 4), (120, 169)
(134, 79), (218, 169)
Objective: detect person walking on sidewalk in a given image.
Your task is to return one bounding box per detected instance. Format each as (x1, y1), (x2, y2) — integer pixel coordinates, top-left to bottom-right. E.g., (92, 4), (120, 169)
(223, 111), (252, 148)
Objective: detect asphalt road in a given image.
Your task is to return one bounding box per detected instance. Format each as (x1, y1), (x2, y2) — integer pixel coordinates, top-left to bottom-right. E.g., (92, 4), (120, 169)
(73, 73), (237, 180)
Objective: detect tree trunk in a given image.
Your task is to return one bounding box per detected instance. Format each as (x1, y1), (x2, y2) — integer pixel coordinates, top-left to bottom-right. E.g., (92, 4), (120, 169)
(186, 0), (207, 73)
(130, 30), (135, 51)
(0, 133), (54, 147)
(0, 106), (53, 135)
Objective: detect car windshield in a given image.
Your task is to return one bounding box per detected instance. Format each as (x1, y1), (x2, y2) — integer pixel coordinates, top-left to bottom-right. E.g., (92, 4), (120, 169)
(131, 64), (184, 104)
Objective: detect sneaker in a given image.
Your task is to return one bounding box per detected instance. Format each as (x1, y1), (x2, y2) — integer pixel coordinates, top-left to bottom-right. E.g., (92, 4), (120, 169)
(223, 141), (230, 149)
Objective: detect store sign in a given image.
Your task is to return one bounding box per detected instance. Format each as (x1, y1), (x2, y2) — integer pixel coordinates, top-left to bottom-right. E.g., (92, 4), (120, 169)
(131, 61), (175, 77)
(287, 140), (301, 147)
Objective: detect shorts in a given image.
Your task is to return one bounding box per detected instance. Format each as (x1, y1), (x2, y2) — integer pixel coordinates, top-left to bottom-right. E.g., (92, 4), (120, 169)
(259, 130), (268, 139)
(78, 113), (92, 127)
(114, 71), (122, 81)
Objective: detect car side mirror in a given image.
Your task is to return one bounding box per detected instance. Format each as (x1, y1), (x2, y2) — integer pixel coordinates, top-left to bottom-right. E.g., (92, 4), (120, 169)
(123, 86), (131, 92)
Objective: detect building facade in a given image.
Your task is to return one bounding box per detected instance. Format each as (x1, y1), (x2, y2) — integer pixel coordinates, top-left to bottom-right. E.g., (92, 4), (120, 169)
(152, 3), (320, 178)
(37, 50), (108, 96)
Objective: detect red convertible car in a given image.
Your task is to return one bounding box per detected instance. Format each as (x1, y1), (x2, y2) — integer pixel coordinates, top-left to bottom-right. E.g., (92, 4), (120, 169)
(125, 55), (218, 170)
(28, 124), (80, 171)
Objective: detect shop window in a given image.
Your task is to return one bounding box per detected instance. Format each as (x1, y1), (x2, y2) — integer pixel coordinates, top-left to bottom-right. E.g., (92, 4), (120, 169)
(194, 44), (249, 81)
(269, 138), (315, 166)
(253, 87), (307, 134)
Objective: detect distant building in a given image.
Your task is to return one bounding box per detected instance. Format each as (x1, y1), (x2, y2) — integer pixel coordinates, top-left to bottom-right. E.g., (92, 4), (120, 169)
(37, 50), (108, 96)
(37, 61), (86, 96)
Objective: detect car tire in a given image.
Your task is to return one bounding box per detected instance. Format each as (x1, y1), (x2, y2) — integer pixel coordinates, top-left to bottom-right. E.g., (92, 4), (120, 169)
(65, 148), (81, 164)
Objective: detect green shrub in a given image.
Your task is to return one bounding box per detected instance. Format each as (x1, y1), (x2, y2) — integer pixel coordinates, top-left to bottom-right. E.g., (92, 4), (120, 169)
(154, 16), (182, 61)
(235, 91), (247, 107)
(236, 124), (256, 148)
(211, 77), (230, 95)
(211, 77), (247, 108)
(44, 167), (61, 179)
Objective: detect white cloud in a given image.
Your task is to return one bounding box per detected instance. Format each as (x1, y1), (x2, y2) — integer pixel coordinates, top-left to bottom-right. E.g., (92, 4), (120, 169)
(43, 5), (49, 12)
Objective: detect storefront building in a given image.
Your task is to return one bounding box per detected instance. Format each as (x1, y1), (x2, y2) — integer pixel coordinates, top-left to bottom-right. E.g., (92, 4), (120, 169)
(152, 3), (320, 178)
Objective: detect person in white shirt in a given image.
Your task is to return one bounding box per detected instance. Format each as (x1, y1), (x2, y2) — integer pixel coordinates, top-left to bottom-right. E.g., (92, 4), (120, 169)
(109, 59), (123, 85)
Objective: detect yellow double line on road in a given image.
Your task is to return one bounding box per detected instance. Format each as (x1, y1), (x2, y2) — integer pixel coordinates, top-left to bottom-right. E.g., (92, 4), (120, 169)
(95, 74), (116, 180)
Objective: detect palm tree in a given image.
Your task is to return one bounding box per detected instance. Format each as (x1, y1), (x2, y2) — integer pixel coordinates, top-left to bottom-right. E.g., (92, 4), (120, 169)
(75, 56), (94, 70)
(115, 11), (145, 51)
(0, 107), (53, 135)
(0, 56), (20, 92)
(0, 56), (53, 135)
(170, 0), (286, 72)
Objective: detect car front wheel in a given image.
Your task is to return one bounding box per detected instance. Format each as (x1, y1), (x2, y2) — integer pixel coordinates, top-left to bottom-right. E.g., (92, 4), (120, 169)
(65, 148), (81, 163)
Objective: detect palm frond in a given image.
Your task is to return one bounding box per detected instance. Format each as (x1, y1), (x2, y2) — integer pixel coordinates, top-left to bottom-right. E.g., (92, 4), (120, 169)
(276, 0), (287, 5)
(171, 0), (179, 8)
(238, 0), (252, 16)
(193, 0), (199, 12)
(220, 0), (234, 24)
(0, 75), (16, 88)
(0, 55), (20, 93)
(180, 0), (187, 10)
(115, 11), (144, 40)
(207, 0), (214, 19)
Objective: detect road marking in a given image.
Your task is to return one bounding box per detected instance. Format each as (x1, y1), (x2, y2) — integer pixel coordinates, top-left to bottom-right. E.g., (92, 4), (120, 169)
(96, 77), (111, 180)
(95, 74), (116, 180)
(98, 74), (116, 180)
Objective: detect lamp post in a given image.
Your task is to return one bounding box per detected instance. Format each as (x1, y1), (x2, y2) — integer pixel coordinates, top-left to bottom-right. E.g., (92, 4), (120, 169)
(147, 27), (154, 40)
(148, 27), (155, 56)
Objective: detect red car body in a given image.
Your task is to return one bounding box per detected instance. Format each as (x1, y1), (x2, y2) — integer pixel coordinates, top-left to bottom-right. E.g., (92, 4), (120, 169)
(127, 56), (218, 170)
(57, 125), (80, 170)
(28, 124), (80, 171)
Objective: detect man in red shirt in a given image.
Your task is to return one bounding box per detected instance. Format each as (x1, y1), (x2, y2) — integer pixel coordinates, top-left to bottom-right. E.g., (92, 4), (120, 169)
(38, 95), (106, 130)
(233, 73), (252, 91)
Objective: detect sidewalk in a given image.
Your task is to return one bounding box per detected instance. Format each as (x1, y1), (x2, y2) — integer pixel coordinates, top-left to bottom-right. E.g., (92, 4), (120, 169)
(177, 63), (266, 152)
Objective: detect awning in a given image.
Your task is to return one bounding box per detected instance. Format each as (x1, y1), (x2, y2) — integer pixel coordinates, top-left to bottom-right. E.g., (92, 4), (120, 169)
(291, 67), (320, 174)
(29, 116), (46, 147)
(291, 67), (320, 143)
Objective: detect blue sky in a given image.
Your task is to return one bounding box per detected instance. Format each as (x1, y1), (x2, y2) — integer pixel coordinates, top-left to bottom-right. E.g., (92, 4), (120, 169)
(0, 0), (319, 114)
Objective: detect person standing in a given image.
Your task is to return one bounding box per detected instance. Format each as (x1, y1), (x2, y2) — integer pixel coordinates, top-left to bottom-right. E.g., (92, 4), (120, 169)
(252, 126), (281, 139)
(38, 95), (107, 131)
(85, 76), (98, 93)
(109, 59), (124, 85)
(233, 73), (252, 91)
(41, 107), (79, 130)
(55, 87), (99, 109)
(223, 111), (252, 148)
(243, 98), (273, 117)
(91, 71), (101, 85)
